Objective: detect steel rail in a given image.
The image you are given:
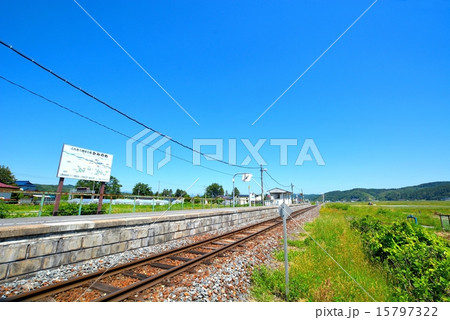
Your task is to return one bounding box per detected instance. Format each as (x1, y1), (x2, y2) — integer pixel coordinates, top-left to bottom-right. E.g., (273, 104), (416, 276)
(3, 218), (280, 301)
(98, 216), (285, 301)
(3, 206), (313, 302)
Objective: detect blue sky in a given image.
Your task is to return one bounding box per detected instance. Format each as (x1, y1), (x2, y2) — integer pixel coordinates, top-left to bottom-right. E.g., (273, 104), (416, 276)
(1, 0), (449, 195)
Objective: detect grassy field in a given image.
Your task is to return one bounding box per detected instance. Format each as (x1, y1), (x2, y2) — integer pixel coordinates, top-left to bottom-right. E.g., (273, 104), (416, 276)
(0, 201), (252, 218)
(250, 201), (450, 302)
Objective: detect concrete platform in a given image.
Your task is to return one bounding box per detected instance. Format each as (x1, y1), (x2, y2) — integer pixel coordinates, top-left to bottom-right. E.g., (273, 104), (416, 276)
(0, 206), (276, 240)
(0, 205), (308, 280)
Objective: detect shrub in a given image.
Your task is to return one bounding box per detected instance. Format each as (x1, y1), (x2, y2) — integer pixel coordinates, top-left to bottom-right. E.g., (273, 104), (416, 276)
(44, 203), (104, 216)
(352, 216), (450, 301)
(0, 200), (10, 218)
(327, 203), (350, 210)
(376, 208), (392, 215)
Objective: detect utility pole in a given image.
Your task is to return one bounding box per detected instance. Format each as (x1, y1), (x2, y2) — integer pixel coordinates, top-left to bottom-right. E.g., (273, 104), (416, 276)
(290, 183), (294, 204)
(260, 165), (264, 206)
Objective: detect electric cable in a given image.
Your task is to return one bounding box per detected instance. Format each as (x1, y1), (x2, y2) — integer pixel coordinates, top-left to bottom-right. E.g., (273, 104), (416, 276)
(0, 40), (260, 170)
(265, 170), (291, 188)
(0, 75), (234, 177)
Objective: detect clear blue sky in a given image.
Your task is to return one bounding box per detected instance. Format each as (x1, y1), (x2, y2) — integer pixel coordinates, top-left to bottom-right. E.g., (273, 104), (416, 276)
(1, 0), (449, 195)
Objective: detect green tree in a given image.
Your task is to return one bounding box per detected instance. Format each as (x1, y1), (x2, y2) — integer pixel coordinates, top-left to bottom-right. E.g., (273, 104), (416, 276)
(76, 175), (122, 194)
(233, 187), (240, 197)
(132, 183), (152, 196)
(174, 188), (187, 197)
(161, 188), (173, 197)
(205, 183), (224, 198)
(0, 165), (15, 185)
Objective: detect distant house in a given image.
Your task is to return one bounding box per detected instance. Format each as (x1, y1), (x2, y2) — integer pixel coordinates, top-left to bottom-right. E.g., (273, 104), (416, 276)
(268, 188), (292, 205)
(69, 187), (95, 200)
(237, 194), (249, 205)
(236, 193), (262, 206)
(0, 182), (20, 200)
(72, 187), (93, 193)
(15, 180), (37, 192)
(217, 195), (232, 206)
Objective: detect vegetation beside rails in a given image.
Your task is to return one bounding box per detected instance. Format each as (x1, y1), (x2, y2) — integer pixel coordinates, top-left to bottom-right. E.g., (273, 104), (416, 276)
(352, 216), (449, 301)
(250, 202), (450, 302)
(251, 207), (395, 301)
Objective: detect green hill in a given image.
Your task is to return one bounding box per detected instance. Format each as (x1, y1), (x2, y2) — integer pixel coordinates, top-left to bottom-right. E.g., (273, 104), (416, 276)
(317, 181), (450, 202)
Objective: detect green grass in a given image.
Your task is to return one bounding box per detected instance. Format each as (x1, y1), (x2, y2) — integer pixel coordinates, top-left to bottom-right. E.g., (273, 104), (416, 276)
(0, 201), (252, 218)
(251, 208), (396, 302)
(250, 201), (450, 302)
(331, 201), (450, 231)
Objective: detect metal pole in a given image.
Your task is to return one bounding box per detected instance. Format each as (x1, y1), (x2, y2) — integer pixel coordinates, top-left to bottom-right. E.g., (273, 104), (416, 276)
(78, 195), (83, 216)
(260, 165), (264, 206)
(281, 207), (289, 300)
(232, 177), (235, 208)
(108, 196), (112, 214)
(38, 192), (45, 217)
(290, 183), (294, 204)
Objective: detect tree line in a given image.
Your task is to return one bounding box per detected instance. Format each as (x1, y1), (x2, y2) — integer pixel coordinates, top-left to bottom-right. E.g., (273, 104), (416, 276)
(1, 164), (240, 198)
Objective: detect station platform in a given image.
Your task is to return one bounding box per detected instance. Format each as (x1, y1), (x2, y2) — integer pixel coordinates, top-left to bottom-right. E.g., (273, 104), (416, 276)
(0, 206), (277, 239)
(0, 204), (308, 280)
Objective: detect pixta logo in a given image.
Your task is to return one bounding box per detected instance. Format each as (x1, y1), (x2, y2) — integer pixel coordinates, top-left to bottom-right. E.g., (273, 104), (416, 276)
(193, 138), (325, 166)
(126, 129), (171, 175)
(126, 130), (325, 175)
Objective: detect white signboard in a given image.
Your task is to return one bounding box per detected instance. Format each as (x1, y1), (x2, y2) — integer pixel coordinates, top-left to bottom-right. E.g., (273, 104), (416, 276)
(242, 173), (253, 182)
(57, 144), (113, 182)
(279, 203), (293, 218)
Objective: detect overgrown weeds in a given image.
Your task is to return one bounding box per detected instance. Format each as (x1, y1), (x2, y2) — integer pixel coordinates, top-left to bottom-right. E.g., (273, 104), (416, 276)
(352, 216), (450, 301)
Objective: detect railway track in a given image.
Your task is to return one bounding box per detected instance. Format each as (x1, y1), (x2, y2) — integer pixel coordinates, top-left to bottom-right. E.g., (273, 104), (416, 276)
(4, 206), (314, 302)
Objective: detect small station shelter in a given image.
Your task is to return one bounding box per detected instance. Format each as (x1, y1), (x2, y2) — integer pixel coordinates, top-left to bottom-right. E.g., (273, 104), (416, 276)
(268, 188), (292, 206)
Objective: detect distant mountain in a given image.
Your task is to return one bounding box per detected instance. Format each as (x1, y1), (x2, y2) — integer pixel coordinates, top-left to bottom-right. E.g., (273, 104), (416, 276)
(303, 194), (321, 201)
(315, 181), (450, 202)
(35, 184), (75, 193)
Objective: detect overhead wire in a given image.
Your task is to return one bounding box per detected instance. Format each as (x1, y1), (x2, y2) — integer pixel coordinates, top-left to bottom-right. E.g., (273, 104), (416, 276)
(265, 170), (291, 188)
(0, 40), (260, 170)
(0, 75), (234, 177)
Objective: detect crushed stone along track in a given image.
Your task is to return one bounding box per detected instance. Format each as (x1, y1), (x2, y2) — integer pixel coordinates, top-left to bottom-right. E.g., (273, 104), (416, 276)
(3, 206), (314, 302)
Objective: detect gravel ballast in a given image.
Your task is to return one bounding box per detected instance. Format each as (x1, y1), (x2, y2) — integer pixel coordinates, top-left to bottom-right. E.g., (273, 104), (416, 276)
(0, 206), (320, 301)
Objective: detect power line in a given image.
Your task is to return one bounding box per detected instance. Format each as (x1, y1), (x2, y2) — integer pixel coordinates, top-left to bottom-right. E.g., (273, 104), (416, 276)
(0, 40), (260, 170)
(265, 170), (290, 188)
(0, 75), (234, 177)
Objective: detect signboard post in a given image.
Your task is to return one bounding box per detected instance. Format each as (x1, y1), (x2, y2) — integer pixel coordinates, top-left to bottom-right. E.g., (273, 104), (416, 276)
(279, 203), (293, 301)
(54, 144), (113, 216)
(97, 182), (106, 214)
(53, 177), (65, 216)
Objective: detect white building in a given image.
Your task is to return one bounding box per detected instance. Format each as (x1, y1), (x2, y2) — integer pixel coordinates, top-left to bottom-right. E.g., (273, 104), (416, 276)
(268, 188), (292, 206)
(236, 193), (262, 206)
